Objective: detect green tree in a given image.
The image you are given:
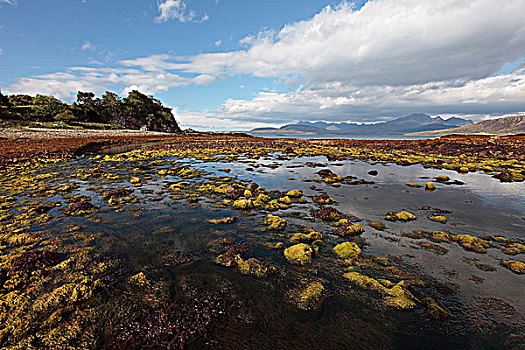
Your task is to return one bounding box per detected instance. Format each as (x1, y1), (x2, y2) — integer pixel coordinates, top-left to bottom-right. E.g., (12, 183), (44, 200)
(74, 91), (101, 121)
(31, 95), (67, 121)
(0, 91), (9, 107)
(8, 94), (34, 107)
(54, 109), (78, 122)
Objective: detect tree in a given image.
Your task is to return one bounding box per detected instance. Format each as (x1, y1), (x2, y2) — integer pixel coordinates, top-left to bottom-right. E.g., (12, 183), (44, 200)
(8, 94), (34, 107)
(0, 91), (9, 107)
(54, 109), (78, 122)
(100, 91), (126, 126)
(31, 95), (67, 121)
(74, 91), (101, 122)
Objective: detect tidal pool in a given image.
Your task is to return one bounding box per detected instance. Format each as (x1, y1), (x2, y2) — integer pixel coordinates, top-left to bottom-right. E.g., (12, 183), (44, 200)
(0, 144), (523, 349)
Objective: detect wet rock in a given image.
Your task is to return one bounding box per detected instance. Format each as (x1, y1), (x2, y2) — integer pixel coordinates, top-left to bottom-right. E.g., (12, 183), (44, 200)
(313, 193), (335, 204)
(11, 249), (61, 274)
(235, 255), (277, 278)
(500, 260), (525, 274)
(425, 182), (436, 191)
(207, 217), (238, 225)
(435, 175), (450, 182)
(279, 196), (292, 204)
(368, 170), (378, 176)
(63, 200), (99, 216)
(475, 264), (496, 272)
(215, 245), (250, 267)
(453, 234), (487, 253)
(264, 214), (287, 230)
(385, 211), (416, 222)
(428, 216), (447, 224)
(286, 190), (303, 198)
(226, 184), (246, 199)
(429, 231), (450, 242)
(333, 242), (361, 259)
(406, 183), (422, 188)
(422, 297), (450, 319)
(284, 243), (314, 266)
(287, 281), (326, 311)
(416, 242), (448, 255)
(501, 243), (525, 255)
(232, 198), (254, 210)
(314, 206), (343, 221)
(368, 221), (386, 231)
(290, 230), (322, 244)
(334, 224), (364, 237)
(103, 188), (133, 200)
(129, 177), (141, 184)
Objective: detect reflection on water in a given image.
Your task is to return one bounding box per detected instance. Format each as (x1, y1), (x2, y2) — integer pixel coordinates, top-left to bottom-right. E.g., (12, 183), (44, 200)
(3, 147), (524, 349)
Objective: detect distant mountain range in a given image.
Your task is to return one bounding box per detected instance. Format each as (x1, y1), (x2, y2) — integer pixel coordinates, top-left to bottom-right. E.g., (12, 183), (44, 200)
(407, 115), (525, 136)
(251, 113), (473, 136)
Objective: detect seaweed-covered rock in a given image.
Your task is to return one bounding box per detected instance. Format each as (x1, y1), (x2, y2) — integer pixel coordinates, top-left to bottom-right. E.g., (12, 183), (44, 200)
(286, 190), (303, 198)
(314, 206), (343, 221)
(435, 175), (450, 182)
(501, 260), (525, 274)
(232, 199), (254, 210)
(502, 243), (525, 255)
(333, 242), (361, 259)
(290, 231), (322, 244)
(284, 244), (314, 266)
(207, 217), (238, 225)
(235, 255), (276, 277)
(264, 214), (286, 230)
(428, 216), (447, 224)
(425, 182), (436, 191)
(368, 221), (386, 231)
(334, 224), (364, 237)
(287, 281), (326, 310)
(63, 200), (99, 216)
(313, 193), (335, 204)
(422, 297), (450, 319)
(385, 211), (416, 222)
(453, 234), (487, 253)
(429, 231), (450, 243)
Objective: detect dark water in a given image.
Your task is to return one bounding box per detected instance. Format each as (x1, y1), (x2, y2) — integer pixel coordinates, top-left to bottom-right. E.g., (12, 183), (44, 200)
(6, 148), (525, 349)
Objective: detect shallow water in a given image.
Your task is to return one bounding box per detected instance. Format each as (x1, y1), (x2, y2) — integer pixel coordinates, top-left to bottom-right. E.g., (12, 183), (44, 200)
(1, 147), (524, 349)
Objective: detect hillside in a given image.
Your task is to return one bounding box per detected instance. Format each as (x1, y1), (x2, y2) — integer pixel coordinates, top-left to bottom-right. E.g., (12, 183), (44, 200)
(407, 115), (525, 136)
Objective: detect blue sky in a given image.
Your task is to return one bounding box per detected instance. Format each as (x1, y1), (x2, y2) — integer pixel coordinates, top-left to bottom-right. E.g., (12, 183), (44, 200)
(1, 0), (524, 130)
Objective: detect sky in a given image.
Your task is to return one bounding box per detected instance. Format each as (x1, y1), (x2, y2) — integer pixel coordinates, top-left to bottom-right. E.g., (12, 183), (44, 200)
(0, 0), (524, 130)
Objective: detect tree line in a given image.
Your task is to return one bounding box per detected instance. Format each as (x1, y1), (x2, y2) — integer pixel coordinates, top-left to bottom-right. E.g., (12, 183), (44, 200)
(0, 90), (181, 133)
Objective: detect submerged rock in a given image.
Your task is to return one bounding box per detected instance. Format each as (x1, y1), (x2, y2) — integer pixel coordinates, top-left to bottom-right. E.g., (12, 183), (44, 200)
(207, 217), (238, 225)
(235, 255), (276, 277)
(422, 297), (450, 319)
(287, 281), (326, 311)
(284, 243), (314, 266)
(313, 193), (335, 204)
(333, 242), (361, 259)
(385, 211), (416, 222)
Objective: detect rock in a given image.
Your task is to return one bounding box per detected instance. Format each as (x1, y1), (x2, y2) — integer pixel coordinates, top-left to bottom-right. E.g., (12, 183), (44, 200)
(288, 281), (326, 310)
(425, 182), (436, 191)
(368, 170), (378, 176)
(435, 175), (450, 182)
(343, 272), (416, 310)
(368, 221), (386, 231)
(385, 211), (416, 222)
(429, 231), (450, 242)
(207, 217), (238, 225)
(333, 242), (361, 259)
(313, 193), (335, 204)
(502, 243), (525, 255)
(290, 231), (322, 244)
(501, 261), (525, 274)
(235, 255), (276, 277)
(264, 214), (287, 230)
(232, 198), (254, 210)
(406, 183), (422, 188)
(453, 234), (487, 253)
(129, 177), (141, 184)
(279, 196), (292, 204)
(422, 297), (450, 319)
(428, 216), (447, 224)
(334, 224), (364, 237)
(284, 244), (314, 266)
(459, 167), (470, 173)
(314, 206), (343, 221)
(286, 190), (303, 198)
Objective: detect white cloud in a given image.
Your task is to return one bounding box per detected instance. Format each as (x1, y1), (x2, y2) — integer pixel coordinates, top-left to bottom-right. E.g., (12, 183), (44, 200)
(154, 0), (208, 23)
(0, 0), (17, 5)
(214, 40), (222, 47)
(4, 0), (525, 129)
(80, 41), (95, 51)
(0, 49), (4, 55)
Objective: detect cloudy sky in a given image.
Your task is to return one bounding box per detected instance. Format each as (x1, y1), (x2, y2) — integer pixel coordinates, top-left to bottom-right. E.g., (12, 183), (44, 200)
(1, 0), (524, 130)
